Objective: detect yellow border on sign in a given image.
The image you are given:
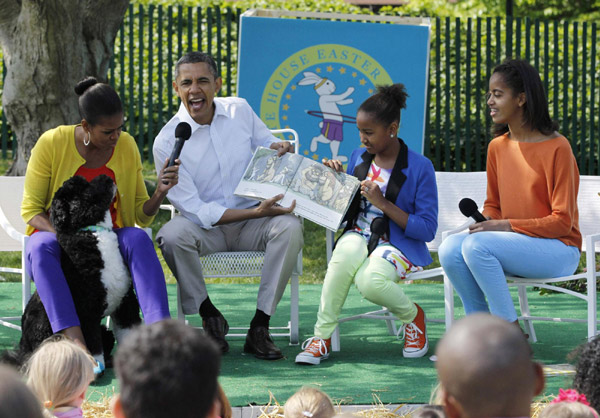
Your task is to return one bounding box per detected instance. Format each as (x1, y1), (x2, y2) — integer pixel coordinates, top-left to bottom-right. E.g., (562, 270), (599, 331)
(260, 43), (393, 128)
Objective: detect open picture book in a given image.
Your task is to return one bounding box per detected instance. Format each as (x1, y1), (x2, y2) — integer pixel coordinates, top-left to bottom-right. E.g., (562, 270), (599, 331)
(234, 147), (361, 231)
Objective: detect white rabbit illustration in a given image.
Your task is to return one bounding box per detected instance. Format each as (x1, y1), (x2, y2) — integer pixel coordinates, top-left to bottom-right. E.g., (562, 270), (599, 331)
(298, 71), (354, 163)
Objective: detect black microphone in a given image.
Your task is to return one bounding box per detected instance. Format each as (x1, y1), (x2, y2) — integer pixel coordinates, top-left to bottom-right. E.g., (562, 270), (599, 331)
(459, 198), (487, 223)
(167, 122), (192, 167)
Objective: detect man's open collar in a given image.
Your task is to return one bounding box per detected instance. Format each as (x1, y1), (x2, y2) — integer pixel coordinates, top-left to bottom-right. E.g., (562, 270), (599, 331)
(174, 99), (231, 135)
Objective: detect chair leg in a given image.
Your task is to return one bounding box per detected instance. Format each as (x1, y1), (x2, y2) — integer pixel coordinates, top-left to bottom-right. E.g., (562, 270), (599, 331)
(384, 309), (398, 336)
(326, 230), (335, 264)
(517, 285), (537, 343)
(587, 289), (597, 341)
(586, 252), (598, 340)
(331, 326), (341, 352)
(290, 273), (299, 345)
(444, 274), (455, 330)
(22, 246), (32, 312)
(176, 283), (186, 322)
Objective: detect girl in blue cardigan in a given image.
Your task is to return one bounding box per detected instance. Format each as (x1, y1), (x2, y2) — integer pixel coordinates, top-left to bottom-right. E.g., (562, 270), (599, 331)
(296, 84), (438, 365)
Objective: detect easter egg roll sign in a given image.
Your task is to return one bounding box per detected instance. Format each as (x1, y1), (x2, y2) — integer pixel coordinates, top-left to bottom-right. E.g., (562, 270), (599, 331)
(238, 10), (431, 162)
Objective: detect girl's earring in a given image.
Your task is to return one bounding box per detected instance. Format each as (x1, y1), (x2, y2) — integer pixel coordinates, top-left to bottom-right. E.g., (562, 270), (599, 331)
(390, 134), (395, 138)
(84, 132), (90, 146)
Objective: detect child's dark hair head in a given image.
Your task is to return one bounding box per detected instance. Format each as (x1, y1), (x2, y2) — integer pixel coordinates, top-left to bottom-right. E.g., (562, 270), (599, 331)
(358, 83), (408, 127)
(74, 77), (123, 126)
(573, 336), (600, 412)
(490, 58), (557, 137)
(115, 320), (221, 418)
(436, 314), (543, 418)
(0, 364), (44, 418)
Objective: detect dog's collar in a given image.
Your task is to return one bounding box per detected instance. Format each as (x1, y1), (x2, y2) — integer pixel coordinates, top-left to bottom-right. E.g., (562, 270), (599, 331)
(79, 225), (112, 233)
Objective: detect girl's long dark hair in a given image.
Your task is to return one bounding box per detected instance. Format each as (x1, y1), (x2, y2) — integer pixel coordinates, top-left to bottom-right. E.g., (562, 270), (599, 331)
(491, 59), (558, 137)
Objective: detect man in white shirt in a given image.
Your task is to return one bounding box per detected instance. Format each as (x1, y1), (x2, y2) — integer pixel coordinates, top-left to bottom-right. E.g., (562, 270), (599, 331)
(153, 51), (303, 360)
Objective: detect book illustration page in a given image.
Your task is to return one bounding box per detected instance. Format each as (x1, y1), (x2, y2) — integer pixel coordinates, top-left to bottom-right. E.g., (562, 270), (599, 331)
(242, 148), (279, 183)
(242, 148), (303, 187)
(288, 159), (357, 215)
(236, 147), (359, 231)
(331, 174), (360, 213)
(271, 152), (303, 188)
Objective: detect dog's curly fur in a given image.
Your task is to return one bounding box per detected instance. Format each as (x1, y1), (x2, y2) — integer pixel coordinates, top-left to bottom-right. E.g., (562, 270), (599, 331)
(2, 175), (141, 367)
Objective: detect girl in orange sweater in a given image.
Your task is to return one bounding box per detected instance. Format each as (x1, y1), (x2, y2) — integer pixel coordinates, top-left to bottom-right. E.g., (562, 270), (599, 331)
(438, 59), (581, 329)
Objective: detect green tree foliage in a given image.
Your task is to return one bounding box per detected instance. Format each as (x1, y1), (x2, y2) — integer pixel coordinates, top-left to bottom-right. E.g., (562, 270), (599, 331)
(133, 0), (362, 14)
(514, 0), (600, 20)
(131, 0), (600, 20)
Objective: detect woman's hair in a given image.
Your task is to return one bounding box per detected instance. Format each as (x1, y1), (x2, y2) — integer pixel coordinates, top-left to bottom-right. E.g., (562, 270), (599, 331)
(25, 336), (95, 413)
(490, 58), (558, 137)
(74, 76), (123, 126)
(539, 402), (599, 418)
(284, 387), (336, 418)
(357, 83), (409, 127)
(0, 365), (45, 418)
(573, 337), (600, 412)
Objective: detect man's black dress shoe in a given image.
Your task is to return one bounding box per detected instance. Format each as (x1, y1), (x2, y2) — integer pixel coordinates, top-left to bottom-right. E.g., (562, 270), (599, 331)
(243, 326), (283, 360)
(202, 314), (229, 353)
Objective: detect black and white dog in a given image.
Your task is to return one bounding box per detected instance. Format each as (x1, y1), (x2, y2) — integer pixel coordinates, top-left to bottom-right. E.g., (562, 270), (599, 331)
(2, 175), (141, 370)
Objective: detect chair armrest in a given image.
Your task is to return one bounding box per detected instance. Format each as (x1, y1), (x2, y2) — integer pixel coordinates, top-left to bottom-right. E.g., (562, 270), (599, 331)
(584, 232), (600, 274)
(441, 219), (474, 241)
(584, 232), (600, 251)
(0, 207), (26, 243)
(270, 128), (299, 153)
(159, 204), (177, 220)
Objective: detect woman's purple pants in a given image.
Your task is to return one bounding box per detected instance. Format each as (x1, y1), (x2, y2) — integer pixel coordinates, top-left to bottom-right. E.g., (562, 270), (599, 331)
(25, 227), (171, 333)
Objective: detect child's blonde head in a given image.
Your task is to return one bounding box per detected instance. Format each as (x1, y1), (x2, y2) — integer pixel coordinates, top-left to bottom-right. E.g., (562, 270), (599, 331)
(540, 402), (599, 418)
(284, 387), (335, 418)
(25, 336), (95, 412)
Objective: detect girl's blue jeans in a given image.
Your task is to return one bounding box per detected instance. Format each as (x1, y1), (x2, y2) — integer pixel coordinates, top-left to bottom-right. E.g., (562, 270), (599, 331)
(438, 231), (580, 321)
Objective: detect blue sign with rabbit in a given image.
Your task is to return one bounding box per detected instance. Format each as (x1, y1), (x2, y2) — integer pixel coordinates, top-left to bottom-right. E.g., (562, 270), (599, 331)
(238, 13), (431, 162)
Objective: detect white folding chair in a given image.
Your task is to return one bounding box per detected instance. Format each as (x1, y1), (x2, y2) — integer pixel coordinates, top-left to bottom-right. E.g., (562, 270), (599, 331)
(0, 176), (32, 331)
(441, 174), (600, 342)
(161, 128), (303, 344)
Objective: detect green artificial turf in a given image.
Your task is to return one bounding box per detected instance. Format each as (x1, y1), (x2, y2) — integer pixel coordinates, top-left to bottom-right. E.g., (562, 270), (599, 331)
(0, 282), (589, 406)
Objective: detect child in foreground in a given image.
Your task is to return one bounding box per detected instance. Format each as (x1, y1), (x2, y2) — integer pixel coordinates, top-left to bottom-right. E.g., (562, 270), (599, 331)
(435, 313), (544, 418)
(284, 386), (335, 418)
(0, 364), (45, 418)
(25, 336), (95, 418)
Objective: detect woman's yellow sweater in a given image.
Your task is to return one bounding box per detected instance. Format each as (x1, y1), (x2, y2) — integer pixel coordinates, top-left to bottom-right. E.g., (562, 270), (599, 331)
(21, 125), (154, 235)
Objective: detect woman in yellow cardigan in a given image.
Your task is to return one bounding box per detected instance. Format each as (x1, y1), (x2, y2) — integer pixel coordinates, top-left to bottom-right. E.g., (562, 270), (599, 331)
(21, 77), (178, 368)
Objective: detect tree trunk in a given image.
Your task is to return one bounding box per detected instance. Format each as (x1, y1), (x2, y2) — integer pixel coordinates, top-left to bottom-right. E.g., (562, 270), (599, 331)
(0, 0), (130, 175)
